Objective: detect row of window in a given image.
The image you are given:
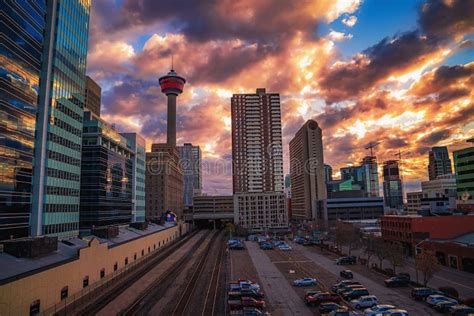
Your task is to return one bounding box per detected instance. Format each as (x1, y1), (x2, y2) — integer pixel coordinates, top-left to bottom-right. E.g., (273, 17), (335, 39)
(53, 117), (82, 137)
(44, 203), (79, 213)
(47, 167), (80, 182)
(45, 185), (80, 197)
(48, 149), (81, 166)
(29, 233), (180, 314)
(48, 131), (81, 152)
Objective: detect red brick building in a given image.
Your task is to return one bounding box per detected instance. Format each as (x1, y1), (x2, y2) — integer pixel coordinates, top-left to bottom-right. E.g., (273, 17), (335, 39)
(381, 215), (474, 272)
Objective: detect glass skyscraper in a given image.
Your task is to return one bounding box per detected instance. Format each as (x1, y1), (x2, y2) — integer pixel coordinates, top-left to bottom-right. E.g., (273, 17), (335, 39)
(177, 143), (202, 208)
(0, 0), (47, 240)
(80, 112), (133, 232)
(121, 133), (146, 222)
(31, 0), (91, 238)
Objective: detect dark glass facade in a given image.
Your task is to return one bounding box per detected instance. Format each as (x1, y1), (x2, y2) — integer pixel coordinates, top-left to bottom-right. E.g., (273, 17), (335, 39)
(80, 113), (133, 231)
(0, 0), (46, 240)
(31, 0), (91, 238)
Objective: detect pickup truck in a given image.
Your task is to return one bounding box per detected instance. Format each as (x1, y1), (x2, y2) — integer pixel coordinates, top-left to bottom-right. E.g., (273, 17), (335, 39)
(305, 292), (341, 306)
(228, 297), (266, 310)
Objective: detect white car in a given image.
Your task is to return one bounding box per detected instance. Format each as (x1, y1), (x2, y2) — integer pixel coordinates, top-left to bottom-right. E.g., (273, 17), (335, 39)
(351, 295), (378, 309)
(279, 244), (292, 251)
(426, 294), (458, 307)
(364, 304), (395, 315)
(382, 309), (409, 316)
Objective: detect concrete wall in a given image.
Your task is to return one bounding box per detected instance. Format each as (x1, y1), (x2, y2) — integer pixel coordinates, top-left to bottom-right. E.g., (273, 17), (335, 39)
(0, 223), (190, 315)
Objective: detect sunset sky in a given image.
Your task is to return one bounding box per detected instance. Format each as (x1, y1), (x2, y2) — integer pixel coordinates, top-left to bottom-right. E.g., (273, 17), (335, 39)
(87, 0), (474, 195)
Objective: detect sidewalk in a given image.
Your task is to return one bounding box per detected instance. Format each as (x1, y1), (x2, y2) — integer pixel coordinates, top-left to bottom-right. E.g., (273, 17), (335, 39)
(245, 242), (312, 316)
(339, 245), (474, 299)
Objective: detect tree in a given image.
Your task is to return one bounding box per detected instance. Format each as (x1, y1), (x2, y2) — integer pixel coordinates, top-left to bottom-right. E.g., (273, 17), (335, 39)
(225, 222), (236, 238)
(416, 250), (440, 286)
(334, 221), (361, 255)
(387, 242), (404, 274)
(363, 235), (377, 267)
(374, 237), (388, 270)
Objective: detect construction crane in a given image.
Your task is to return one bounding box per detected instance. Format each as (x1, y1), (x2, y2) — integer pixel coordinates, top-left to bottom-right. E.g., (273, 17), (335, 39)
(365, 141), (381, 156)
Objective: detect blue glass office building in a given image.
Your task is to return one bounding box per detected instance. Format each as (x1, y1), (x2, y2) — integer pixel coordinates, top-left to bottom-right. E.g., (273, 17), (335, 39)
(30, 0), (91, 238)
(0, 0), (46, 240)
(80, 113), (133, 231)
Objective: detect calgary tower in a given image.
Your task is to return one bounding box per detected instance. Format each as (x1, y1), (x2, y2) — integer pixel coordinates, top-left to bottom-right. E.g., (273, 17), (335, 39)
(159, 64), (186, 146)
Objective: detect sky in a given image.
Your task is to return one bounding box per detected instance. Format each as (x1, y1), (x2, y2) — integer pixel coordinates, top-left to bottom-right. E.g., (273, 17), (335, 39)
(87, 0), (474, 195)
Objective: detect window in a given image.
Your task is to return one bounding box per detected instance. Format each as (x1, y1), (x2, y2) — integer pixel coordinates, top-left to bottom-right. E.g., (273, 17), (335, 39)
(141, 249), (144, 256)
(61, 286), (68, 300)
(100, 268), (105, 278)
(125, 257), (128, 265)
(30, 300), (40, 316)
(83, 276), (89, 288)
(114, 262), (118, 271)
(134, 253), (137, 260)
(148, 247), (150, 253)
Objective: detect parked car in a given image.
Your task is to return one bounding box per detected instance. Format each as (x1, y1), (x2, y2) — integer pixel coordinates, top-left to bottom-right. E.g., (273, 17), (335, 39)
(382, 309), (409, 316)
(434, 300), (458, 313)
(260, 243), (273, 250)
(449, 305), (474, 316)
(304, 289), (323, 298)
(293, 277), (317, 286)
(230, 243), (245, 250)
(240, 289), (265, 299)
(397, 273), (411, 280)
(342, 288), (370, 300)
(411, 287), (443, 300)
(229, 307), (266, 315)
(332, 280), (360, 292)
(319, 303), (344, 314)
(426, 295), (458, 307)
(305, 292), (341, 306)
(384, 276), (410, 287)
(336, 284), (365, 294)
(336, 256), (357, 265)
(364, 304), (396, 316)
(228, 297), (266, 311)
(350, 295), (378, 309)
(279, 244), (292, 251)
(340, 270), (354, 279)
(327, 308), (357, 316)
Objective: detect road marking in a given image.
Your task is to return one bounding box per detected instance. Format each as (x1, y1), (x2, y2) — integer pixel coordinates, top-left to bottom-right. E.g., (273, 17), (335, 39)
(272, 260), (312, 264)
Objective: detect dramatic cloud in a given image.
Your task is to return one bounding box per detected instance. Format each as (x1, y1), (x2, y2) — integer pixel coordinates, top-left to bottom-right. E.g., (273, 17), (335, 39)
(87, 0), (474, 194)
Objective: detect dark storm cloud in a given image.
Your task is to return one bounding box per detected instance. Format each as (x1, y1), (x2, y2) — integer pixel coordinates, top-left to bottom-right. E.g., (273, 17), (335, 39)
(319, 31), (438, 102)
(103, 77), (165, 110)
(105, 0), (321, 44)
(420, 130), (452, 145)
(419, 0), (474, 40)
(319, 0), (474, 103)
(384, 138), (408, 149)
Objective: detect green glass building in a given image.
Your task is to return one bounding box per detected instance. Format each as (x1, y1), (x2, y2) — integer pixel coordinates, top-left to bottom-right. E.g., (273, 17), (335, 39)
(31, 0), (91, 238)
(454, 141), (474, 203)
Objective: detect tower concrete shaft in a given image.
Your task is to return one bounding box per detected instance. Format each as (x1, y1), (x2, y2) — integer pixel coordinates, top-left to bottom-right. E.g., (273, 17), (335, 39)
(167, 93), (177, 146)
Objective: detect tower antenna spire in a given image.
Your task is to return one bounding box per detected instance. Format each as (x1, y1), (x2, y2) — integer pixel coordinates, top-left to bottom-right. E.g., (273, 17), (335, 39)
(171, 54), (174, 71)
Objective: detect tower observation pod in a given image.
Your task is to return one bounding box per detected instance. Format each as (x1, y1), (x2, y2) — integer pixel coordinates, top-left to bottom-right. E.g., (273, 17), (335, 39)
(159, 69), (186, 146)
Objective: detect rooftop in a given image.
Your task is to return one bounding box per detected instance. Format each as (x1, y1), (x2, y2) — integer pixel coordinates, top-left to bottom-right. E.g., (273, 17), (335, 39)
(0, 222), (175, 284)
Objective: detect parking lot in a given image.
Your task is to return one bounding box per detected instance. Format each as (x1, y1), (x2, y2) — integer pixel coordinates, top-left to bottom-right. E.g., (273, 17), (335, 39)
(226, 236), (451, 315)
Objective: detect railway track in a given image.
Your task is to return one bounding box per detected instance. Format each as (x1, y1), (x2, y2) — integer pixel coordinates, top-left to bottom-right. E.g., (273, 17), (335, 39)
(201, 234), (226, 316)
(122, 230), (214, 315)
(75, 229), (200, 316)
(171, 231), (223, 316)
